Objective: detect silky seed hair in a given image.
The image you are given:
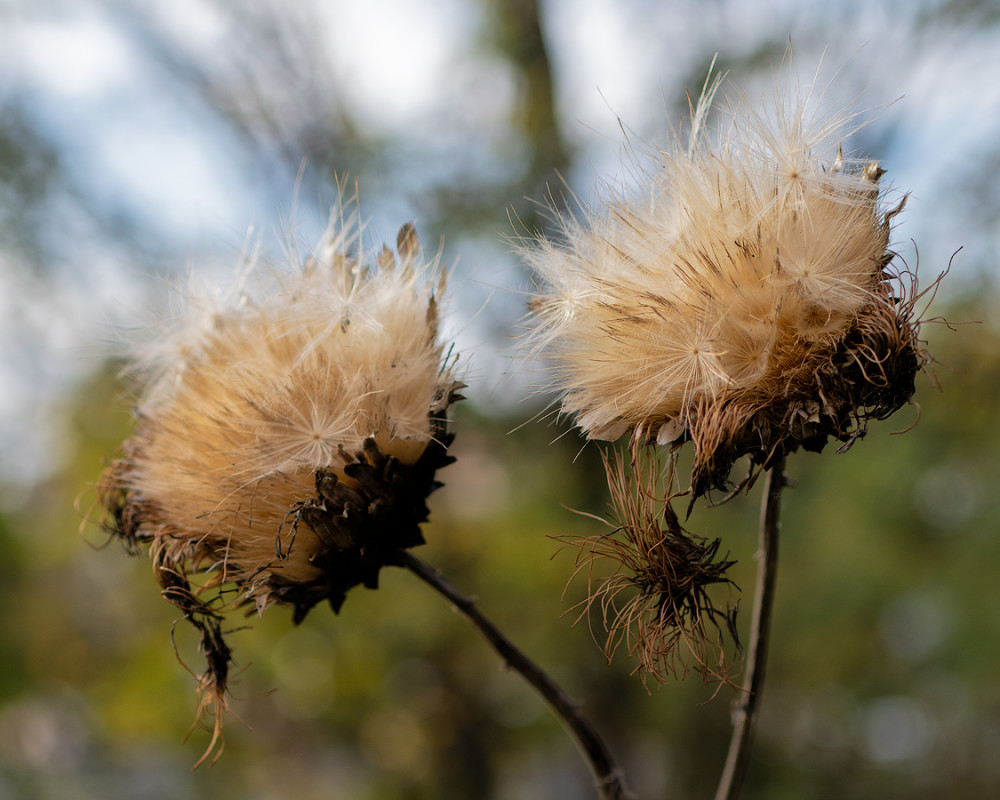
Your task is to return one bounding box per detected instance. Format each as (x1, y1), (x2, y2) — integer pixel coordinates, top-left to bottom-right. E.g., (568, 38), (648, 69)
(100, 199), (462, 761)
(524, 70), (931, 495)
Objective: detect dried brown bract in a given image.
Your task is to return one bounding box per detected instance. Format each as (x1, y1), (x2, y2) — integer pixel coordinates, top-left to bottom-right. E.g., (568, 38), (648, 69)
(564, 449), (739, 685)
(680, 260), (934, 496)
(99, 203), (462, 762)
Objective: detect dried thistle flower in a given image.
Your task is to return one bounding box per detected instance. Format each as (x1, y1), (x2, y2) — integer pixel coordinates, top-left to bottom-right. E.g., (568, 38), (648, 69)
(100, 201), (462, 761)
(525, 73), (936, 496)
(563, 449), (739, 685)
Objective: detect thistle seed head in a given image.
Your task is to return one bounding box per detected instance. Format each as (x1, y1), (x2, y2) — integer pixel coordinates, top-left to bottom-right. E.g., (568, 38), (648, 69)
(525, 74), (935, 496)
(562, 449), (739, 685)
(99, 201), (462, 760)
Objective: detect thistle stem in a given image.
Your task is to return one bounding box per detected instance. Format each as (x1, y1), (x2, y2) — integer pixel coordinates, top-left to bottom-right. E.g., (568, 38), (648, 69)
(713, 454), (787, 800)
(398, 550), (628, 800)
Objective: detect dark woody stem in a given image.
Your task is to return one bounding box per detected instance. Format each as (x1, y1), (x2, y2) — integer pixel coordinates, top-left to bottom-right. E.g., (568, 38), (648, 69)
(714, 454), (787, 800)
(397, 550), (628, 800)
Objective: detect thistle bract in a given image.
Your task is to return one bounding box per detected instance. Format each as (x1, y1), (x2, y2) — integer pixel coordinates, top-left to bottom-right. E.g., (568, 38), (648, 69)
(563, 449), (739, 685)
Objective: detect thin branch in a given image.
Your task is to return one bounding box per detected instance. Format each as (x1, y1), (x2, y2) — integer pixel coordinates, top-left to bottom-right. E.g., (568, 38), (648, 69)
(397, 550), (628, 800)
(714, 454), (787, 800)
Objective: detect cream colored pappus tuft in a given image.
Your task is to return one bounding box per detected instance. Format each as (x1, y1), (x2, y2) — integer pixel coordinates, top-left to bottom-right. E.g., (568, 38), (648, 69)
(524, 68), (931, 496)
(100, 198), (462, 763)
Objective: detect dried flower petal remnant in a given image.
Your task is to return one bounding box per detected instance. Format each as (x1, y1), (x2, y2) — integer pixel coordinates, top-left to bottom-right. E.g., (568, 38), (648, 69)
(526, 77), (929, 494)
(566, 449), (739, 685)
(100, 204), (461, 753)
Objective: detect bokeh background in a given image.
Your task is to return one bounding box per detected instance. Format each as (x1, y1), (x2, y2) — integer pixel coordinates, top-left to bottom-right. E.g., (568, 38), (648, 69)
(2, 0), (999, 798)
